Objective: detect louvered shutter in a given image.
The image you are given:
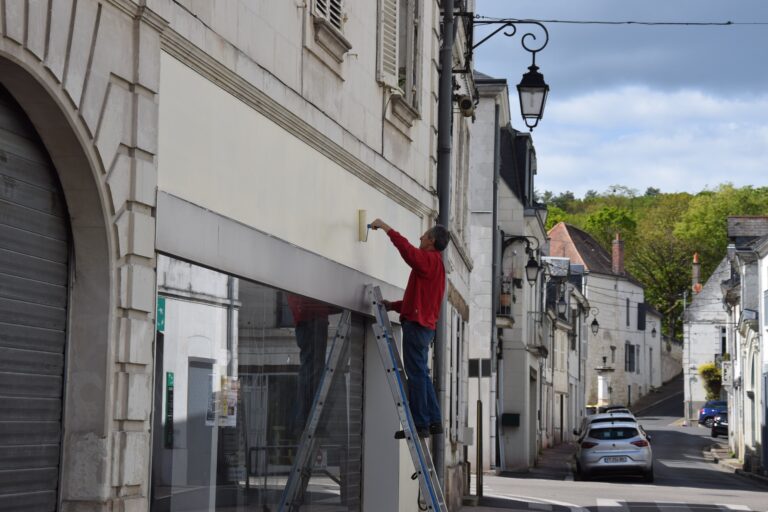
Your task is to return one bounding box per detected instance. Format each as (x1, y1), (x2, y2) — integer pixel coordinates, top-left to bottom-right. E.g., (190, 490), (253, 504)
(378, 0), (399, 88)
(314, 0), (344, 31)
(0, 85), (69, 511)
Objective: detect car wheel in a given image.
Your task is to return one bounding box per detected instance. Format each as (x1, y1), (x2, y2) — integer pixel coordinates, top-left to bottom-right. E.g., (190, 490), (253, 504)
(711, 429), (718, 438)
(643, 468), (654, 483)
(704, 417), (714, 428)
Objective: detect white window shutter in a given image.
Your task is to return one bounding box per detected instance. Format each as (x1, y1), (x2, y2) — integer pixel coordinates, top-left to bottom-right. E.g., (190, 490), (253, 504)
(314, 0), (344, 31)
(378, 0), (399, 88)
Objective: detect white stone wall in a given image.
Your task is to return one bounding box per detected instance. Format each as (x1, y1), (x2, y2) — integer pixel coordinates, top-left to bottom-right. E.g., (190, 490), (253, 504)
(1, 1), (163, 510)
(467, 81), (509, 470)
(584, 273), (655, 408)
(685, 258), (731, 420)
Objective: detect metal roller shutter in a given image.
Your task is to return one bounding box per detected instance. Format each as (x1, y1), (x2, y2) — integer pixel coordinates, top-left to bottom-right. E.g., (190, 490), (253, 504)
(0, 85), (69, 512)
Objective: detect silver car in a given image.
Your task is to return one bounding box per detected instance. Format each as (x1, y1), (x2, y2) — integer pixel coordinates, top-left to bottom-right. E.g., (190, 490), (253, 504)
(573, 412), (637, 439)
(575, 421), (653, 482)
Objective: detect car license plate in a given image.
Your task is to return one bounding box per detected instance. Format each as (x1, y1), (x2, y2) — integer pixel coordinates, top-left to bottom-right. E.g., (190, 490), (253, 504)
(604, 456), (627, 463)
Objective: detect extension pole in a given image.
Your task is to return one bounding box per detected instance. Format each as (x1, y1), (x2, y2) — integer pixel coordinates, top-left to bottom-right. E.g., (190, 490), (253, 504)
(434, 0), (455, 488)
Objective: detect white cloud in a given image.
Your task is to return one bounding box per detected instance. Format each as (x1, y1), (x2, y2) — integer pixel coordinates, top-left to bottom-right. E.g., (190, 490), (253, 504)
(527, 87), (768, 196)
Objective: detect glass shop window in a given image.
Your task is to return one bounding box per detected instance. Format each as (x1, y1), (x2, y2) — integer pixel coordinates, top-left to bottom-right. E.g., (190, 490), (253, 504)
(151, 255), (364, 511)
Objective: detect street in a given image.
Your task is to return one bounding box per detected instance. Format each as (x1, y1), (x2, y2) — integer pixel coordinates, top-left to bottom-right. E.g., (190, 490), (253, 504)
(466, 391), (768, 512)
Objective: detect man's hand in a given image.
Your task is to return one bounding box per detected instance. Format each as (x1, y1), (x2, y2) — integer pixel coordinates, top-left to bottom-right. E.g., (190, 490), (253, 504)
(382, 299), (393, 311)
(370, 218), (391, 233)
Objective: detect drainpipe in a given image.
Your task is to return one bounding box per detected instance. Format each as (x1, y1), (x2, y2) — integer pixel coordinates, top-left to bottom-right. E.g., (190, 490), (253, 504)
(490, 105), (501, 470)
(434, 0), (455, 487)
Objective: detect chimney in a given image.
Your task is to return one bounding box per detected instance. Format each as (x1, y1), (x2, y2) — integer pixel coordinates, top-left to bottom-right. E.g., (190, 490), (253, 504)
(692, 252), (702, 294)
(612, 233), (624, 275)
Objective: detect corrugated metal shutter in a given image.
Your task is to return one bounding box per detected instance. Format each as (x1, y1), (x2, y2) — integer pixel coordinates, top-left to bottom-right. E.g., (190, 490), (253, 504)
(0, 85), (68, 512)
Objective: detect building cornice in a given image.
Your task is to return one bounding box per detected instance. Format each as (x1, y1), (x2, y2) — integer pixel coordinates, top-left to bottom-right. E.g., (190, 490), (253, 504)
(159, 28), (435, 220)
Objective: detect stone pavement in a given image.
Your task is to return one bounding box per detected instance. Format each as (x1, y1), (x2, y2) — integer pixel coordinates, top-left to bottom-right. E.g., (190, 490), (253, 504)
(461, 442), (577, 510)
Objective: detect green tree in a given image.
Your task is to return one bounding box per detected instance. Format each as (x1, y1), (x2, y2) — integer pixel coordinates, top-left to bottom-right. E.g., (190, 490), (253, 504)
(583, 206), (638, 249)
(698, 362), (722, 400)
(674, 184), (768, 279)
(626, 194), (693, 340)
(545, 205), (568, 231)
(644, 187), (661, 197)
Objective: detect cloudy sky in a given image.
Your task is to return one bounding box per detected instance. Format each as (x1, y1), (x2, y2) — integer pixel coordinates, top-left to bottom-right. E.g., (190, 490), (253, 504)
(474, 0), (768, 198)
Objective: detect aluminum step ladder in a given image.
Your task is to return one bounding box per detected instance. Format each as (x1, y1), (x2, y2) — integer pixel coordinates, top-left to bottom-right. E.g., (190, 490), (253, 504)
(278, 310), (352, 512)
(367, 285), (448, 512)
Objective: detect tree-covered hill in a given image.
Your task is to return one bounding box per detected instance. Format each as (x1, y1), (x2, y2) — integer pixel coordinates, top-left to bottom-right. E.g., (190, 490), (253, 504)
(539, 184), (768, 339)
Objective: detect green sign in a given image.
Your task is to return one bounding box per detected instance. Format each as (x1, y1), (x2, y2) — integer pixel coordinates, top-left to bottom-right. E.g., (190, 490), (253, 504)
(165, 371), (174, 448)
(157, 296), (166, 332)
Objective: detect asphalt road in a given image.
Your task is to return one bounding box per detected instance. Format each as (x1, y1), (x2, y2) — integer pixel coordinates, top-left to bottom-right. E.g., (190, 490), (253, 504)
(467, 391), (768, 512)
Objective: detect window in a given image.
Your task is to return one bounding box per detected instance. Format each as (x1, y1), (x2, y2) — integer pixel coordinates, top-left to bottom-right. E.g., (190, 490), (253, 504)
(151, 256), (364, 510)
(636, 345), (641, 374)
(624, 342), (635, 372)
(309, 0), (351, 66)
(720, 326), (727, 355)
(626, 298), (630, 326)
(610, 345), (616, 364)
(379, 0), (422, 112)
(313, 0), (344, 31)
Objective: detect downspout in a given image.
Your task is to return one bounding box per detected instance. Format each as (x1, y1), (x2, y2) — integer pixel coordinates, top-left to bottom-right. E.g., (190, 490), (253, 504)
(434, 0), (455, 486)
(490, 105), (501, 470)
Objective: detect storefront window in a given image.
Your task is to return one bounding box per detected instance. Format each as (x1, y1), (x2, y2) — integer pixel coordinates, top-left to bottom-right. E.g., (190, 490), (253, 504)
(151, 256), (364, 511)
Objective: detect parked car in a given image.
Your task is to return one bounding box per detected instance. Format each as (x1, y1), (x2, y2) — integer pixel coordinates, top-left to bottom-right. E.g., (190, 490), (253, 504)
(573, 412), (638, 439)
(575, 422), (654, 482)
(711, 412), (728, 438)
(698, 400), (727, 428)
(600, 404), (632, 414)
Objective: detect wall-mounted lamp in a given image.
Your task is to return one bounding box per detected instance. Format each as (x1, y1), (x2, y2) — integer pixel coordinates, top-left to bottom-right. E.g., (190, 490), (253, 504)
(587, 307), (600, 335)
(468, 18), (551, 131)
(502, 234), (541, 285)
(651, 327), (657, 338)
(557, 296), (567, 316)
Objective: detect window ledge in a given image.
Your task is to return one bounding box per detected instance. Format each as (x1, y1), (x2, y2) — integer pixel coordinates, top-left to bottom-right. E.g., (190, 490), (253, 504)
(312, 17), (352, 63)
(390, 92), (420, 128)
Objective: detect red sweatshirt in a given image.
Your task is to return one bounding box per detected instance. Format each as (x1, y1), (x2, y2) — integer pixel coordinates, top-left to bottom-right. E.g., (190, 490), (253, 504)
(386, 229), (445, 330)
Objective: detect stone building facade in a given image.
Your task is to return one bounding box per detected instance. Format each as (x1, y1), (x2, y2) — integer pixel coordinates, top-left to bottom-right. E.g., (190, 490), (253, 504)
(0, 0), (476, 510)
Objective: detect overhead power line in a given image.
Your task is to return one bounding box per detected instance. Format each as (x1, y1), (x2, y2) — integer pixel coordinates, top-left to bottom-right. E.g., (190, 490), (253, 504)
(474, 16), (768, 27)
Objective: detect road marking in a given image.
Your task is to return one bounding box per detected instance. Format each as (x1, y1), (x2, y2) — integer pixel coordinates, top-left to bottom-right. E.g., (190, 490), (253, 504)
(596, 498), (625, 509)
(484, 493), (586, 512)
(716, 505), (750, 511)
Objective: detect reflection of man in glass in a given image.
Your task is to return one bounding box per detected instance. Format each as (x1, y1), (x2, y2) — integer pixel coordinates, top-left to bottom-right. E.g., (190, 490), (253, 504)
(286, 294), (350, 506)
(370, 219), (449, 438)
(287, 294), (333, 433)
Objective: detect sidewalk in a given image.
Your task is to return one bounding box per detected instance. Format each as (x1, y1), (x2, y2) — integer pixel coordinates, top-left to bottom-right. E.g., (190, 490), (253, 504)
(705, 441), (768, 487)
(461, 442), (577, 510)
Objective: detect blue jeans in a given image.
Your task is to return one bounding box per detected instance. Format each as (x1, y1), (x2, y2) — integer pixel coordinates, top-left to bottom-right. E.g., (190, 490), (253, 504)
(402, 320), (441, 429)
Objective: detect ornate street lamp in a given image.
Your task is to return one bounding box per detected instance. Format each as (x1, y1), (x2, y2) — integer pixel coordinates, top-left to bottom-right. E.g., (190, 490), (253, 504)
(557, 296), (568, 316)
(502, 234), (541, 285)
(651, 326), (657, 338)
(587, 307), (600, 335)
(525, 255), (540, 285)
(517, 61), (549, 131)
(467, 17), (551, 131)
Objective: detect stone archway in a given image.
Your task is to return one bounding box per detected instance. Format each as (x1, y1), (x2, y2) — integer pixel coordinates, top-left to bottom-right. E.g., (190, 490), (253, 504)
(0, 1), (164, 509)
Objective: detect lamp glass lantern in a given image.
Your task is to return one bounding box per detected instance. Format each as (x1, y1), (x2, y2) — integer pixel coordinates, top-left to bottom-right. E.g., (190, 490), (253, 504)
(651, 327), (657, 338)
(517, 64), (549, 130)
(557, 296), (567, 316)
(590, 318), (600, 335)
(525, 256), (540, 285)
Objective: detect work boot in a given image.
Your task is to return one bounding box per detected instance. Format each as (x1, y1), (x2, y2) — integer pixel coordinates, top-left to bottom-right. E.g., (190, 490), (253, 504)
(429, 423), (444, 435)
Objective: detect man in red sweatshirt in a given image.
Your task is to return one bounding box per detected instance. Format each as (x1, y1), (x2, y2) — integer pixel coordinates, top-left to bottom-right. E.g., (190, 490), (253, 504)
(370, 218), (449, 438)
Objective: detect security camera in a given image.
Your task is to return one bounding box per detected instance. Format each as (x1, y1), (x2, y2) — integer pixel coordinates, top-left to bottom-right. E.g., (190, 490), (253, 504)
(457, 95), (475, 117)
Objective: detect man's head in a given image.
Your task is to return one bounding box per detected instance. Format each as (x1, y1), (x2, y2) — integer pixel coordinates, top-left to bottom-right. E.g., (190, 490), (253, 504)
(419, 224), (449, 251)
